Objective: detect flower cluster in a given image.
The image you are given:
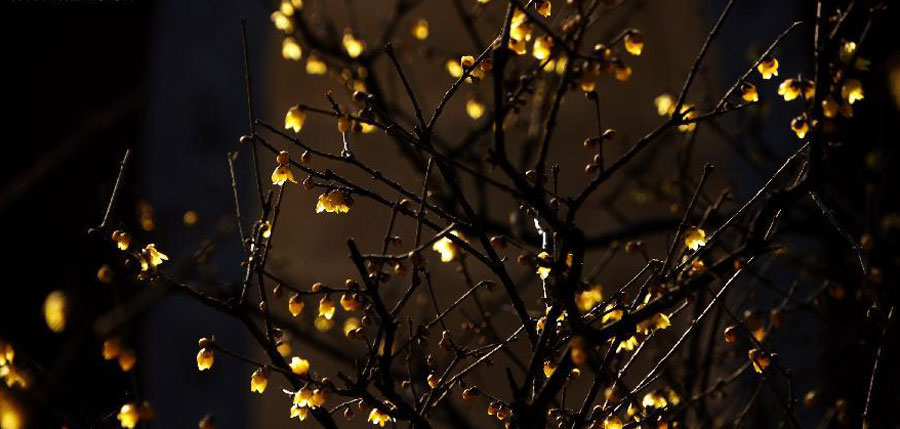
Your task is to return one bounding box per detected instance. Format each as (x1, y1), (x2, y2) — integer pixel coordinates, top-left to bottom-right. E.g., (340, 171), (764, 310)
(12, 0), (890, 428)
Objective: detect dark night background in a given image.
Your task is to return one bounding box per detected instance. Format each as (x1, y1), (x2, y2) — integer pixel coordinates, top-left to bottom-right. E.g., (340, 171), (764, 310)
(1, 0), (898, 428)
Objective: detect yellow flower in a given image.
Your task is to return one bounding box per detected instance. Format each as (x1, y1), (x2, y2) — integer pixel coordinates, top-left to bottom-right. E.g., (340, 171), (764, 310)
(360, 121), (376, 133)
(445, 59), (463, 78)
(314, 314), (334, 331)
(791, 116), (809, 139)
(683, 227), (707, 251)
(626, 402), (643, 421)
(579, 67), (599, 92)
(841, 79), (864, 104)
(595, 42), (612, 59)
(0, 342), (13, 366)
(282, 37), (302, 61)
(802, 81), (815, 99)
(636, 312), (671, 335)
(616, 336), (639, 353)
(117, 403), (140, 429)
(601, 305), (624, 325)
(288, 293), (305, 317)
(624, 30), (644, 56)
(279, 0), (295, 16)
(432, 230), (465, 263)
(465, 98), (485, 120)
(740, 83), (759, 102)
(260, 220), (272, 239)
(250, 367), (269, 393)
(1, 344), (27, 388)
(654, 94), (675, 116)
(642, 391), (668, 409)
(368, 408), (394, 427)
(553, 54), (567, 75)
(1, 364), (28, 389)
(311, 389), (328, 408)
(306, 54), (327, 75)
(271, 166), (296, 186)
(43, 290), (67, 333)
(102, 338), (121, 360)
(536, 0), (551, 17)
(536, 251), (552, 280)
(290, 356), (310, 375)
(459, 55), (484, 80)
(316, 190), (353, 214)
(118, 348), (136, 372)
(542, 360), (556, 377)
(533, 36), (552, 61)
(511, 9), (532, 42)
(675, 104), (697, 132)
(741, 82), (759, 103)
(543, 58), (557, 72)
(144, 244), (168, 266)
(319, 296), (336, 320)
(690, 258), (707, 273)
(411, 19), (429, 40)
(748, 348), (770, 373)
(603, 416), (623, 429)
(340, 293), (362, 312)
(343, 317), (360, 337)
(666, 388), (681, 406)
(777, 79), (801, 101)
(575, 285), (604, 312)
(290, 404), (309, 421)
(337, 115), (353, 133)
(0, 393), (24, 429)
(342, 30), (365, 58)
(270, 11), (294, 33)
(614, 64), (632, 82)
(294, 387), (314, 407)
(272, 152), (297, 186)
(839, 41), (856, 64)
(753, 327), (766, 342)
(139, 244), (168, 273)
(757, 56), (779, 79)
(284, 106), (306, 133)
(508, 37), (527, 56)
(196, 348), (214, 371)
(112, 230), (131, 251)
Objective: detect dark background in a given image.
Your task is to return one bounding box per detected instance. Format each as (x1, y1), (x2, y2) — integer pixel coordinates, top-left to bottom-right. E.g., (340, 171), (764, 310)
(1, 0), (898, 428)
